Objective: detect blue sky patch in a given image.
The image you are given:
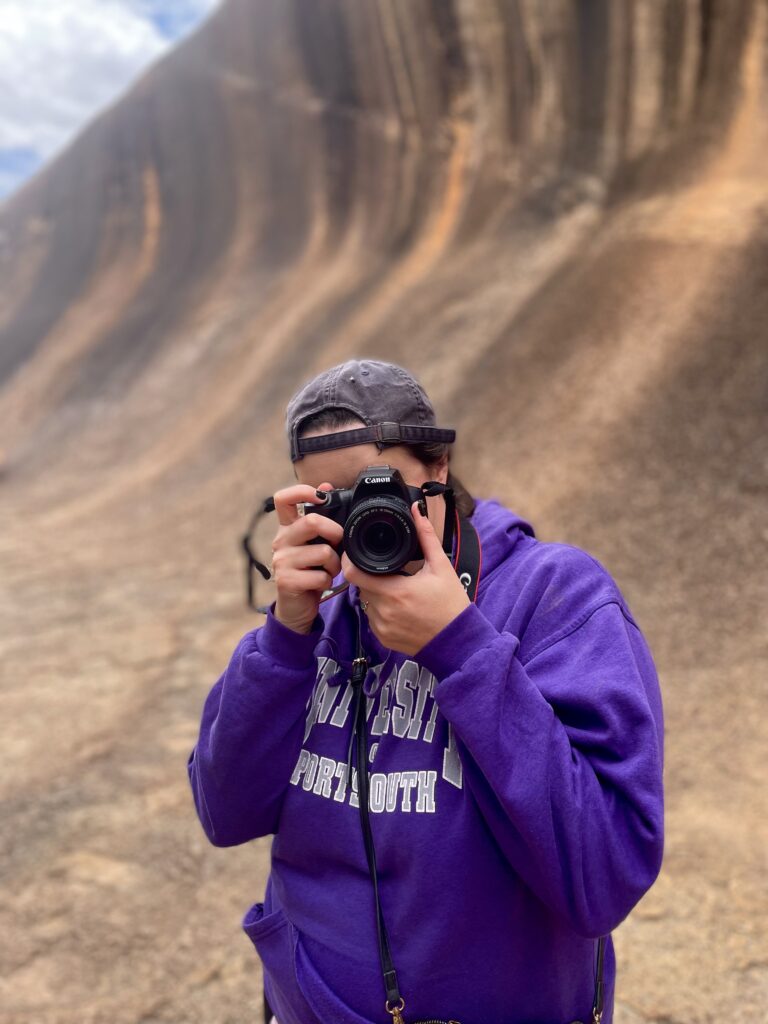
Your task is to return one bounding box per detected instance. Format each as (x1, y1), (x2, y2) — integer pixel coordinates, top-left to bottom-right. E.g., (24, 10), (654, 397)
(138, 2), (213, 41)
(0, 147), (43, 201)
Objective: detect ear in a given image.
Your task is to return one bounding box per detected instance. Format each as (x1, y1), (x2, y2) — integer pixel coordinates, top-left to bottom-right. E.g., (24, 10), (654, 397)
(432, 454), (449, 485)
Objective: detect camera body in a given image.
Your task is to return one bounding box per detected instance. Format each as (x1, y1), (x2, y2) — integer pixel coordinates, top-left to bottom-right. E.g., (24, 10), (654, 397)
(298, 465), (427, 574)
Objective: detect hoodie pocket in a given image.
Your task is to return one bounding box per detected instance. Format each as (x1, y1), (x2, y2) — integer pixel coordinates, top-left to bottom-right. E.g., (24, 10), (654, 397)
(244, 905), (374, 1024)
(243, 903), (322, 1024)
(242, 902), (294, 989)
(243, 901), (290, 947)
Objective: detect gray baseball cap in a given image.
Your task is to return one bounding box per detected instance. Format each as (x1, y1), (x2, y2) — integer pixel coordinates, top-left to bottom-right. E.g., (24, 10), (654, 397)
(285, 358), (456, 462)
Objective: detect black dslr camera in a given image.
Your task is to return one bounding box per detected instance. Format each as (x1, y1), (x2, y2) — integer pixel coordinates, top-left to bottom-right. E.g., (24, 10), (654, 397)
(298, 465), (428, 574)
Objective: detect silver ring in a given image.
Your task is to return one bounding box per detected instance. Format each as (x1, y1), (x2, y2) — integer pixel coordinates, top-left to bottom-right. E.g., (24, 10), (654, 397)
(360, 599), (369, 613)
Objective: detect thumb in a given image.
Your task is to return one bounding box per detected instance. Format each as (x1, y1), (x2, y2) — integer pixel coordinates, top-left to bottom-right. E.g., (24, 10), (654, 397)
(412, 500), (446, 566)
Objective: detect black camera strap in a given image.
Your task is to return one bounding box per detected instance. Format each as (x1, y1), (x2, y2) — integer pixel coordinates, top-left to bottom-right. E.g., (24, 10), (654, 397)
(348, 509), (480, 1023)
(349, 510), (605, 1024)
(242, 496), (277, 614)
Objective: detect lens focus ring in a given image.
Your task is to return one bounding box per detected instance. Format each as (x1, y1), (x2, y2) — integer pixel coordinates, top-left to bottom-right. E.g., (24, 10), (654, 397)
(344, 495), (419, 574)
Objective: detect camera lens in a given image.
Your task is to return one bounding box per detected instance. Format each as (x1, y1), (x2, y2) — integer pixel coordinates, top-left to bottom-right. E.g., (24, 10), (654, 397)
(344, 496), (420, 574)
(365, 521), (398, 557)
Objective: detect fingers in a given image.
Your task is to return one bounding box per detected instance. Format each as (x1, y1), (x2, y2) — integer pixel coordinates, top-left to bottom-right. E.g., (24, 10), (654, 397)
(273, 541), (342, 579)
(341, 554), (400, 594)
(271, 541), (340, 601)
(274, 511), (344, 553)
(270, 479), (343, 596)
(272, 482), (333, 527)
(275, 566), (335, 597)
(411, 500), (443, 563)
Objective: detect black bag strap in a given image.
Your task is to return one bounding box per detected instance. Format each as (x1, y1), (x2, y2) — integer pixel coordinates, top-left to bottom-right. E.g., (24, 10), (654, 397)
(349, 511), (606, 1024)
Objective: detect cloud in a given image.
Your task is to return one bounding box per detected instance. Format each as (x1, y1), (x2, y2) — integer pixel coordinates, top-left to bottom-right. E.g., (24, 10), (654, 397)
(0, 0), (219, 199)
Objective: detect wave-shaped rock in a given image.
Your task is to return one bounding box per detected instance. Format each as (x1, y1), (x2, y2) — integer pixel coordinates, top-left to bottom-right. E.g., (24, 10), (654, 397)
(0, 0), (763, 497)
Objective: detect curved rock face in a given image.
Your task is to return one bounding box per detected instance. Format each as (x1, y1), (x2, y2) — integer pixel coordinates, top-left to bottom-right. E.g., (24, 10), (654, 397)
(0, 3), (766, 1023)
(0, 1), (761, 465)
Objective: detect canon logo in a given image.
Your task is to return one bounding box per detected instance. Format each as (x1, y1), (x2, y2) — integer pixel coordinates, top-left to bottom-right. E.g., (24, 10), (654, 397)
(364, 476), (389, 484)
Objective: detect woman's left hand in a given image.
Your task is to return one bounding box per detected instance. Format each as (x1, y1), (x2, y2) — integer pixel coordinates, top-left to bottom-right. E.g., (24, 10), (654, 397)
(341, 501), (471, 656)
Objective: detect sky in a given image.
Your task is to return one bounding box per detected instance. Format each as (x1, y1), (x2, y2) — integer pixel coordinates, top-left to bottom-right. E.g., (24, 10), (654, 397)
(0, 0), (221, 202)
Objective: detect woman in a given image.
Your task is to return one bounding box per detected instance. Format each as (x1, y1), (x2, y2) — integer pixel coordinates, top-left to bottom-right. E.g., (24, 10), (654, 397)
(187, 358), (664, 1024)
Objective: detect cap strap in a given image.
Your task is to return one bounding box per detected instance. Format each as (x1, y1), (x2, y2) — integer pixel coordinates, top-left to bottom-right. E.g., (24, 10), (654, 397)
(294, 423), (456, 459)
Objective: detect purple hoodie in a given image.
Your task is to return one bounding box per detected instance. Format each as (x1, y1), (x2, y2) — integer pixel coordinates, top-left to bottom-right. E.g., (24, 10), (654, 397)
(187, 498), (664, 1024)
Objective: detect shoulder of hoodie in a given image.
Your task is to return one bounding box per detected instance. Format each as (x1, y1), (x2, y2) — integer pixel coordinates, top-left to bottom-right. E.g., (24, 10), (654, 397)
(475, 506), (640, 664)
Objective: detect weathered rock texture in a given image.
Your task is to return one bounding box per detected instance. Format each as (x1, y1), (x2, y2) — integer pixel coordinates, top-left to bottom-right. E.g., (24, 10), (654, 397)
(0, 2), (766, 1022)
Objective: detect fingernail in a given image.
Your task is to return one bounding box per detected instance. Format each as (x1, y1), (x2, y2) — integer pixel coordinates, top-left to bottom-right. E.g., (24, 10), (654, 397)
(316, 489), (328, 501)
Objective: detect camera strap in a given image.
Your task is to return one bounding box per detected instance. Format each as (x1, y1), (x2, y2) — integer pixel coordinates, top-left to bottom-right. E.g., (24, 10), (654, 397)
(349, 512), (605, 1024)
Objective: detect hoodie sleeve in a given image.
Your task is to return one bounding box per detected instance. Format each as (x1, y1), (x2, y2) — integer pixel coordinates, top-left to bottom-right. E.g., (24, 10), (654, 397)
(415, 597), (664, 939)
(187, 604), (324, 846)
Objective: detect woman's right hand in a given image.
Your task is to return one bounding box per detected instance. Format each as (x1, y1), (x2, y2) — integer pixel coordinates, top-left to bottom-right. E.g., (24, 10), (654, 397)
(270, 482), (344, 634)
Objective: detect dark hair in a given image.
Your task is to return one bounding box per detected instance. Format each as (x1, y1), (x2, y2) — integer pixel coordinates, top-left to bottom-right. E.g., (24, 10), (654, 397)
(297, 408), (476, 518)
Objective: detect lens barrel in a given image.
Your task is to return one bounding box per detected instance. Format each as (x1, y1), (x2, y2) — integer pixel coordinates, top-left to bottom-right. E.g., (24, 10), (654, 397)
(344, 496), (420, 574)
